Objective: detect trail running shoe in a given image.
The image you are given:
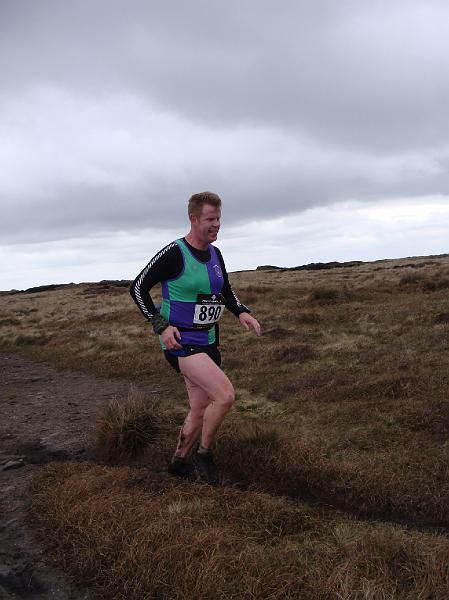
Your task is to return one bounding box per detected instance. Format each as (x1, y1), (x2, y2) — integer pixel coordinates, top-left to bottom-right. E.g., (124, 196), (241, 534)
(167, 456), (194, 479)
(192, 449), (219, 485)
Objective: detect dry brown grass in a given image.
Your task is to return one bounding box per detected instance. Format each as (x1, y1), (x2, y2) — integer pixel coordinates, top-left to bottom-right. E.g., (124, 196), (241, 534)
(3, 254), (449, 596)
(216, 420), (449, 526)
(90, 387), (173, 462)
(28, 461), (449, 600)
(307, 286), (356, 304)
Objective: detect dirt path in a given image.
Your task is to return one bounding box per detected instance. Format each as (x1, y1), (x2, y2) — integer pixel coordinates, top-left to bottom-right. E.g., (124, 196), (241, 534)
(0, 353), (154, 600)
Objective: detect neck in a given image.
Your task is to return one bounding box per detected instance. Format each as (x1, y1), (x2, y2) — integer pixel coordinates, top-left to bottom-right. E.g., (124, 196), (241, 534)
(185, 232), (208, 251)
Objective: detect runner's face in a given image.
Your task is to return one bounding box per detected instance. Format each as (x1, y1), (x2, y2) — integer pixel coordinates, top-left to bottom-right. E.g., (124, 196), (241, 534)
(193, 204), (221, 244)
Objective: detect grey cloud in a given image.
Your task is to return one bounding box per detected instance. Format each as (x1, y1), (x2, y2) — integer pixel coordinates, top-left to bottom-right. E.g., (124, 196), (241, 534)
(3, 155), (448, 245)
(1, 1), (448, 152)
(1, 0), (449, 249)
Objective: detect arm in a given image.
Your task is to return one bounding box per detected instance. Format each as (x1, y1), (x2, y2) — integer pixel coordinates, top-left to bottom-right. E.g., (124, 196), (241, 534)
(129, 242), (182, 334)
(215, 248), (251, 317)
(238, 311), (261, 336)
(215, 248), (261, 336)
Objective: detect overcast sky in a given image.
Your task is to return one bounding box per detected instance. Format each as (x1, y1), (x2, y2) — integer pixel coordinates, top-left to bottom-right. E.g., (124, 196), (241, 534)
(1, 1), (448, 290)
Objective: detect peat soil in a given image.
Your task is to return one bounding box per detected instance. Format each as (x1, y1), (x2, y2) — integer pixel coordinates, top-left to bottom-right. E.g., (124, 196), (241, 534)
(0, 353), (158, 600)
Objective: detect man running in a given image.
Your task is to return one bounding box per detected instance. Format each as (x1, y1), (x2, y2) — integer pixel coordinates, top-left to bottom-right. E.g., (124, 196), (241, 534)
(130, 191), (261, 484)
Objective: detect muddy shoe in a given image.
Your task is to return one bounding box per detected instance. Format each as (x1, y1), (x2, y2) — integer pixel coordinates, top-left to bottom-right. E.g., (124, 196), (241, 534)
(167, 456), (194, 479)
(192, 449), (219, 485)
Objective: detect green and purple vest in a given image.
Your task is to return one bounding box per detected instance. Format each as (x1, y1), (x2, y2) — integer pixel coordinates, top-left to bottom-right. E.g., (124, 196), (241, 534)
(159, 239), (225, 347)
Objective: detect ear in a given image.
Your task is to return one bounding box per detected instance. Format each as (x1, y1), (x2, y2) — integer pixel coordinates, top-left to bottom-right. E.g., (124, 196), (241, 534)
(189, 212), (198, 225)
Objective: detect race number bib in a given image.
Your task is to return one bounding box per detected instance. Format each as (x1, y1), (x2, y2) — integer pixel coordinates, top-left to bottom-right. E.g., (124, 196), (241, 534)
(193, 294), (225, 328)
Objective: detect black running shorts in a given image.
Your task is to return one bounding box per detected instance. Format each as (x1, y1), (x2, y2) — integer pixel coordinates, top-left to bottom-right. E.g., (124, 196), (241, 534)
(164, 343), (222, 373)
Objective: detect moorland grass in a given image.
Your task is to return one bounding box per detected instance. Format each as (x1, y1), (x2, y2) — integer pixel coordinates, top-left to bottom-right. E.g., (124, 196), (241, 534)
(28, 461), (449, 600)
(217, 419), (449, 527)
(2, 255), (449, 596)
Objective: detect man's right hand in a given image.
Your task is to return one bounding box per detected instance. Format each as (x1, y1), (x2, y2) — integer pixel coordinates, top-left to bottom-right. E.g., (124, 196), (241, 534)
(161, 325), (182, 350)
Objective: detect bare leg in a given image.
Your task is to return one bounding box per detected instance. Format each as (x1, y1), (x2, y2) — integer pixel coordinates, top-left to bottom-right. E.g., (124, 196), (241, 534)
(179, 353), (235, 450)
(174, 376), (211, 459)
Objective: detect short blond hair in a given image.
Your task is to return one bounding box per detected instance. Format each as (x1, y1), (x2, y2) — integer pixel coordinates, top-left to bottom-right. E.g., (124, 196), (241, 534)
(188, 191), (222, 217)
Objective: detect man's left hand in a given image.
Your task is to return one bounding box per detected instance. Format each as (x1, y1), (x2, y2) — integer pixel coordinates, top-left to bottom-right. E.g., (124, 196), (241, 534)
(239, 312), (261, 336)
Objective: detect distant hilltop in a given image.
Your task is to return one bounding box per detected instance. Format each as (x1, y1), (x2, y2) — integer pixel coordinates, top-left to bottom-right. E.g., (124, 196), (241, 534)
(256, 260), (363, 271)
(257, 253), (449, 272)
(1, 280), (131, 296)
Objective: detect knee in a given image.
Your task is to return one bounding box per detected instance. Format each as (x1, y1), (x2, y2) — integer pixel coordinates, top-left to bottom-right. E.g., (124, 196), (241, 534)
(217, 385), (235, 410)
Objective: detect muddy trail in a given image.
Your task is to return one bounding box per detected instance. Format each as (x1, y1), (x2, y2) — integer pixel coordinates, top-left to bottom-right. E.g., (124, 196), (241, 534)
(0, 353), (160, 600)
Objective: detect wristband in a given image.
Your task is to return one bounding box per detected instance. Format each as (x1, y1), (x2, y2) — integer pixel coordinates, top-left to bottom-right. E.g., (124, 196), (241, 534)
(151, 313), (170, 335)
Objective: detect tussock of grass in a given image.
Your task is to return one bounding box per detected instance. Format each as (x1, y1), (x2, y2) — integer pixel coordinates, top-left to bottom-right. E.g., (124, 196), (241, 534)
(271, 343), (316, 363)
(434, 312), (449, 324)
(422, 276), (449, 291)
(244, 283), (276, 294)
(307, 286), (356, 304)
(221, 356), (244, 372)
(90, 388), (170, 461)
(217, 420), (449, 526)
(14, 333), (49, 346)
(295, 311), (322, 324)
(263, 326), (296, 339)
(266, 379), (306, 401)
(0, 317), (21, 326)
(399, 272), (425, 285)
(326, 524), (449, 599)
(398, 398), (449, 436)
(28, 461), (449, 600)
(399, 271), (449, 292)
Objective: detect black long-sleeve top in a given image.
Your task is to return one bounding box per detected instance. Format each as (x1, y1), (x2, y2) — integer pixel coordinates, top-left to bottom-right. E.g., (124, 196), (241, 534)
(129, 238), (250, 327)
